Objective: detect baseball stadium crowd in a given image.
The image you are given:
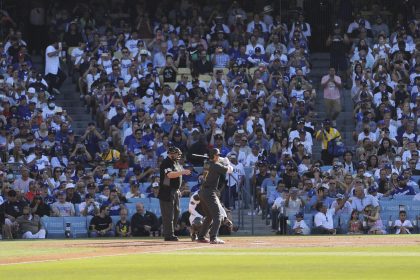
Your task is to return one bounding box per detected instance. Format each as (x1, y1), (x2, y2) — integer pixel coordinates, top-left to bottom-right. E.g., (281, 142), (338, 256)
(1, 0), (420, 240)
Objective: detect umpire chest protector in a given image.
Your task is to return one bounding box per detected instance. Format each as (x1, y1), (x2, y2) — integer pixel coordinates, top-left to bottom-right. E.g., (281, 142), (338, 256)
(160, 157), (183, 189)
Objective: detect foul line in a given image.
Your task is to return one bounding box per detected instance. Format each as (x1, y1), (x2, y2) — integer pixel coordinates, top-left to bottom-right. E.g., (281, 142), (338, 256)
(0, 244), (210, 266)
(164, 251), (420, 257)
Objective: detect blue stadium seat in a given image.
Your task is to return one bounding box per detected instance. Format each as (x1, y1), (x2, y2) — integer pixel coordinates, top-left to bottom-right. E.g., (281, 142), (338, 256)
(148, 198), (161, 216)
(127, 197), (150, 206)
(41, 216), (65, 238)
(140, 183), (149, 194)
(111, 216), (121, 231)
(287, 215), (296, 234)
(187, 181), (198, 190)
(194, 167), (203, 174)
(74, 204), (80, 216)
(304, 216), (313, 229)
(411, 176), (420, 184)
(87, 216), (94, 230)
(337, 214), (351, 234)
(180, 197), (190, 212)
(126, 203), (137, 216)
(121, 183), (130, 194)
(64, 216), (88, 238)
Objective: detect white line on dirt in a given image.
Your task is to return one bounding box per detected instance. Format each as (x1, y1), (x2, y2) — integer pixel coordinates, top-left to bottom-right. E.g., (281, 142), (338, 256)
(0, 245), (210, 266)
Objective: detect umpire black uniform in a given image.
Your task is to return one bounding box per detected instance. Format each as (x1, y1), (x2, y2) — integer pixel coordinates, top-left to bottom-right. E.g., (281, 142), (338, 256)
(158, 147), (190, 241)
(197, 148), (232, 244)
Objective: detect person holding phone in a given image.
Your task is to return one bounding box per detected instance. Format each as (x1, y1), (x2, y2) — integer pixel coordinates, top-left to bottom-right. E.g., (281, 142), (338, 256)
(45, 38), (66, 93)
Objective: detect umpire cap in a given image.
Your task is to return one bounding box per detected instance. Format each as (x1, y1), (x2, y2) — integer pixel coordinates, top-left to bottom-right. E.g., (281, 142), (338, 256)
(208, 148), (220, 160)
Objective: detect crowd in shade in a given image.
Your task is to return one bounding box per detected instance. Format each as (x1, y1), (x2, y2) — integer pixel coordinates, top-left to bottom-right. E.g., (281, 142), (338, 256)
(0, 0), (420, 239)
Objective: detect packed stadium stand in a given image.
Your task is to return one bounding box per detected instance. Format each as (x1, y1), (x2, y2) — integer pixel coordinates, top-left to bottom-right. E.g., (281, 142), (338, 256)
(1, 0), (420, 239)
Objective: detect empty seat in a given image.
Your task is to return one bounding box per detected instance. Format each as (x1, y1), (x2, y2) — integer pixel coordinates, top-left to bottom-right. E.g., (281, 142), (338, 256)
(42, 216), (65, 238)
(187, 181), (198, 190)
(64, 216), (88, 238)
(179, 197), (190, 212)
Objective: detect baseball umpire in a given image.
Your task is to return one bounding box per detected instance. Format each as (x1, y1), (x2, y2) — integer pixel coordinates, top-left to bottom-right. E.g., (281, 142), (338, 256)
(159, 147), (191, 241)
(197, 148), (233, 244)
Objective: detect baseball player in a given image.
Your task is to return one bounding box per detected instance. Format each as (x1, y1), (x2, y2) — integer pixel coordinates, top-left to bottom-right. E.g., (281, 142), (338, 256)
(197, 148), (233, 244)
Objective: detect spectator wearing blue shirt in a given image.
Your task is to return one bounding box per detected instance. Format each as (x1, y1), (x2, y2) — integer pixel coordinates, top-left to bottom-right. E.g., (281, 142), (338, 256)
(126, 128), (147, 157)
(161, 112), (174, 134)
(102, 189), (125, 216)
(308, 185), (334, 213)
(17, 96), (31, 120)
(248, 47), (269, 67)
(390, 175), (416, 196)
(232, 45), (250, 67)
(212, 134), (230, 157)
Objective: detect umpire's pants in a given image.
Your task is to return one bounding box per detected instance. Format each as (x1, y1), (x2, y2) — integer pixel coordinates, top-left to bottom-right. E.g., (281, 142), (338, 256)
(159, 189), (180, 238)
(198, 187), (223, 240)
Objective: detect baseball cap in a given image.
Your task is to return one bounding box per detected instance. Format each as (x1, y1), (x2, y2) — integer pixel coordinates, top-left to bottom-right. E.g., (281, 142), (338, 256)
(318, 184), (329, 190)
(102, 174), (111, 180)
(65, 183), (75, 189)
(295, 212), (304, 218)
(363, 172), (372, 178)
(229, 152), (237, 159)
(152, 182), (159, 188)
(336, 194), (345, 199)
(146, 88), (154, 95)
(368, 186), (378, 194)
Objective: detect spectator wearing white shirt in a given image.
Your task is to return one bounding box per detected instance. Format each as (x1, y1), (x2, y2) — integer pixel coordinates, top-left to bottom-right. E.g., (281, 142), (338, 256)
(351, 185), (379, 213)
(357, 124), (377, 144)
(313, 199), (347, 234)
(45, 40), (66, 92)
(393, 210), (414, 234)
(79, 193), (100, 217)
(244, 144), (260, 168)
(51, 192), (75, 217)
(246, 14), (267, 34)
(245, 35), (265, 56)
(152, 42), (168, 68)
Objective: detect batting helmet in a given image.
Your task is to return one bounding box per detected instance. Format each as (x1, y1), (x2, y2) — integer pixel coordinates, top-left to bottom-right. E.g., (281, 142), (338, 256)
(208, 148), (220, 160)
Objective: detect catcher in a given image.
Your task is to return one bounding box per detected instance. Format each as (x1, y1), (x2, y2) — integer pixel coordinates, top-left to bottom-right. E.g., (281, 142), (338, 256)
(188, 190), (234, 241)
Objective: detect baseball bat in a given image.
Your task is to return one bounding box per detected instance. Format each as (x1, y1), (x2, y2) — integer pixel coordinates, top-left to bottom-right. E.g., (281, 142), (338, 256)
(191, 153), (209, 158)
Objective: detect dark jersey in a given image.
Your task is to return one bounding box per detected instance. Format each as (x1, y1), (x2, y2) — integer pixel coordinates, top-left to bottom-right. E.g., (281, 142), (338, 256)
(90, 215), (112, 231)
(202, 161), (228, 189)
(159, 157), (183, 189)
(4, 200), (27, 218)
(115, 220), (131, 235)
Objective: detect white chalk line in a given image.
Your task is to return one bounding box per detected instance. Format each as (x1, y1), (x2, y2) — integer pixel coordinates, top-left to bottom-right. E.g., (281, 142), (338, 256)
(164, 251), (420, 257)
(0, 244), (210, 266)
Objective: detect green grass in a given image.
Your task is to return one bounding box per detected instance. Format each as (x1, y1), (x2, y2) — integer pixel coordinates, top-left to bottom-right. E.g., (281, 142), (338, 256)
(0, 241), (92, 258)
(1, 240), (420, 279)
